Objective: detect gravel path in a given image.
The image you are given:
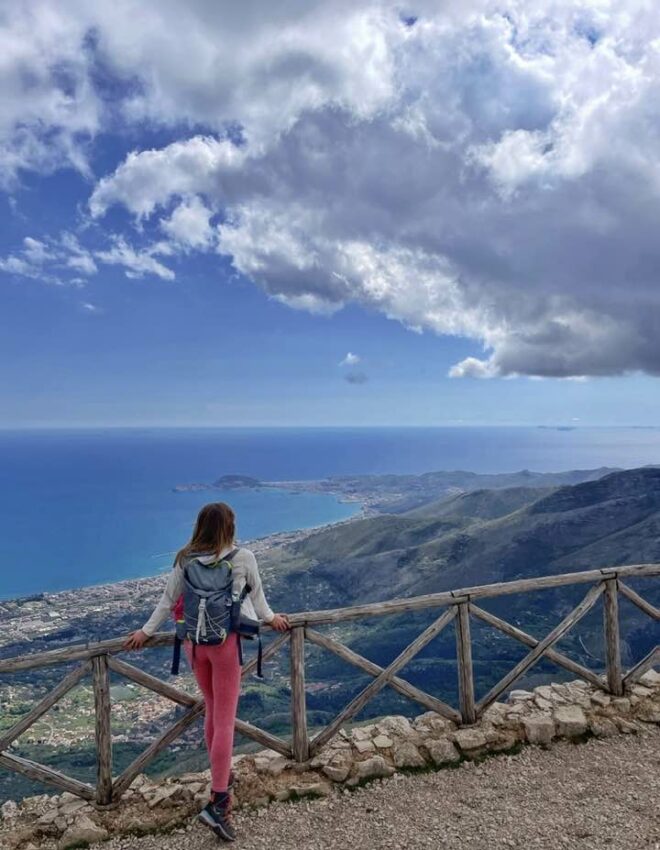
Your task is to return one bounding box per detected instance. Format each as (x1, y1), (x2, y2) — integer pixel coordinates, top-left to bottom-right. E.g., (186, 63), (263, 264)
(108, 729), (660, 850)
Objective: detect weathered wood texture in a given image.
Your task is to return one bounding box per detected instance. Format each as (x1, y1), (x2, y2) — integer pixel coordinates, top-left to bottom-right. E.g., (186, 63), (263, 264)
(0, 661), (91, 752)
(305, 627), (461, 723)
(310, 606), (457, 754)
(289, 627), (309, 762)
(603, 578), (624, 696)
(617, 581), (660, 620)
(455, 602), (476, 724)
(0, 632), (176, 673)
(92, 655), (113, 805)
(0, 752), (95, 800)
(476, 583), (605, 714)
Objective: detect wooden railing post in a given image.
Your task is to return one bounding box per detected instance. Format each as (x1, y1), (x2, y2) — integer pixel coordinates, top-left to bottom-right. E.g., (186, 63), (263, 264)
(92, 654), (113, 805)
(455, 601), (476, 724)
(290, 627), (309, 762)
(603, 578), (624, 696)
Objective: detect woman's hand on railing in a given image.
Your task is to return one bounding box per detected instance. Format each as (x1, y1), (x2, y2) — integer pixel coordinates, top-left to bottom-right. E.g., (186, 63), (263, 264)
(270, 614), (290, 632)
(124, 629), (149, 650)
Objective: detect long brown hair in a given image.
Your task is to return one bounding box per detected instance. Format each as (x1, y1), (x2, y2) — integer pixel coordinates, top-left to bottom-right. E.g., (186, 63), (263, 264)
(175, 502), (236, 565)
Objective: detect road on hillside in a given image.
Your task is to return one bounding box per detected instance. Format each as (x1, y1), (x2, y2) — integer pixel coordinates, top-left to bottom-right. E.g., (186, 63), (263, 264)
(103, 729), (660, 850)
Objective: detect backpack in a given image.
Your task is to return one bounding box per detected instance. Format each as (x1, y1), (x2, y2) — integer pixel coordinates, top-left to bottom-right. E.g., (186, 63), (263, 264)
(170, 548), (262, 677)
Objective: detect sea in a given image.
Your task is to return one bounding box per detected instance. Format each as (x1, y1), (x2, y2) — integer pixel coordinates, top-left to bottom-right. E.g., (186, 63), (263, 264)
(1, 426), (659, 600)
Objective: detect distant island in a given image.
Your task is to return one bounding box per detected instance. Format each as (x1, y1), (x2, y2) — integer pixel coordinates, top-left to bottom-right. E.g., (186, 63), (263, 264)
(174, 474), (262, 492)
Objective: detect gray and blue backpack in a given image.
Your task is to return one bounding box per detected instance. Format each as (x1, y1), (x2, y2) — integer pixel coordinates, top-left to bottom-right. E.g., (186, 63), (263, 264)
(170, 548), (262, 676)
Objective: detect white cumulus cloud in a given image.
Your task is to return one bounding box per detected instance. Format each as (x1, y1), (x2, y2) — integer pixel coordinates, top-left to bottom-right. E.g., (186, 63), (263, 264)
(2, 1), (660, 376)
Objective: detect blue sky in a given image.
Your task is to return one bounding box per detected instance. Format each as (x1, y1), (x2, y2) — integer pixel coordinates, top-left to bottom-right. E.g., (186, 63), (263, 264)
(2, 2), (660, 427)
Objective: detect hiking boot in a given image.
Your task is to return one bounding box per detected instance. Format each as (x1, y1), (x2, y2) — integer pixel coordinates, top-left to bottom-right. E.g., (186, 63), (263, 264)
(199, 792), (236, 842)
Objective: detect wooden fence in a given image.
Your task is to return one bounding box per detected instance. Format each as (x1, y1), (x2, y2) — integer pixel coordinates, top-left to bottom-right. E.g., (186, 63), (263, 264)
(0, 563), (658, 807)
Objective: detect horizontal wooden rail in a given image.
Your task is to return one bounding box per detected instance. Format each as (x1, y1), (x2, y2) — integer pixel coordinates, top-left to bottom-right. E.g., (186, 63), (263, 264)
(0, 563), (657, 806)
(0, 633), (176, 674)
(284, 564), (660, 626)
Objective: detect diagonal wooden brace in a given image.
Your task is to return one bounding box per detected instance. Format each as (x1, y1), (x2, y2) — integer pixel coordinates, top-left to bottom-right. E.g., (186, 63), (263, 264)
(112, 701), (205, 798)
(475, 582), (605, 715)
(0, 661), (92, 752)
(305, 627), (461, 723)
(310, 606), (457, 754)
(617, 581), (660, 620)
(0, 751), (95, 800)
(470, 604), (603, 689)
(623, 645), (659, 686)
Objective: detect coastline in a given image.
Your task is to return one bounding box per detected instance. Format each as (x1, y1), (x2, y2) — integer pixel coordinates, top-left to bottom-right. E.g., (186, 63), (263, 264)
(0, 463), (625, 653)
(0, 509), (368, 654)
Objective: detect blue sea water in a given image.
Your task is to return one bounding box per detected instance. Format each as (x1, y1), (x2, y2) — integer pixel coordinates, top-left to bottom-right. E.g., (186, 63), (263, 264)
(1, 426), (659, 599)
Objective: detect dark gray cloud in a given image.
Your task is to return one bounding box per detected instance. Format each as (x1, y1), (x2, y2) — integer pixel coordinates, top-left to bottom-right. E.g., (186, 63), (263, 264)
(344, 371), (369, 385)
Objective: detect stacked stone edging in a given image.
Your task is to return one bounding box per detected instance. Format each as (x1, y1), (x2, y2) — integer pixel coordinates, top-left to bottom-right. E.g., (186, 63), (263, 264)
(1, 671), (658, 850)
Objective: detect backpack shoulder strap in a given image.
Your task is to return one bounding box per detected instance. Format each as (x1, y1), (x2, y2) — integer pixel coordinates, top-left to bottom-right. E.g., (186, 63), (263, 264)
(204, 547), (240, 567)
(226, 546), (240, 561)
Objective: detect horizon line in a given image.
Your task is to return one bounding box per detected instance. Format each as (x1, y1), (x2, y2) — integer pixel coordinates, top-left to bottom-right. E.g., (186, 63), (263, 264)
(1, 424), (659, 432)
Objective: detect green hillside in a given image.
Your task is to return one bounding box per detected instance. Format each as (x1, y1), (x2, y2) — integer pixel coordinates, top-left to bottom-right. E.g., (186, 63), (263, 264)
(264, 468), (660, 607)
(261, 467), (660, 717)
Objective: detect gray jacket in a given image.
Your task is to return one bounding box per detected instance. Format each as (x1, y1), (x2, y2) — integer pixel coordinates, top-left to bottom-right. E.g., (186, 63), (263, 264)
(142, 546), (274, 636)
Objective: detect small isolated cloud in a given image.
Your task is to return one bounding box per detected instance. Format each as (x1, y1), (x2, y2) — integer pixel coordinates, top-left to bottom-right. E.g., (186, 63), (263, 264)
(344, 370), (369, 385)
(81, 301), (101, 314)
(448, 357), (499, 379)
(339, 352), (361, 367)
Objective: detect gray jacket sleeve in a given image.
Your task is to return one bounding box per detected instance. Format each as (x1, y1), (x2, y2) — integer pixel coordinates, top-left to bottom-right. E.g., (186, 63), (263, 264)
(142, 565), (185, 636)
(241, 550), (275, 623)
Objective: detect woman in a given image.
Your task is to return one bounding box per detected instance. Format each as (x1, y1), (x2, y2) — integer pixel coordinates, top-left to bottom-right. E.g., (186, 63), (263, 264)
(125, 502), (289, 842)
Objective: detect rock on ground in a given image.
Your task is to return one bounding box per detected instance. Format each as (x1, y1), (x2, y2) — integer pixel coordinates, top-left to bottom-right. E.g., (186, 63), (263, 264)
(96, 728), (660, 850)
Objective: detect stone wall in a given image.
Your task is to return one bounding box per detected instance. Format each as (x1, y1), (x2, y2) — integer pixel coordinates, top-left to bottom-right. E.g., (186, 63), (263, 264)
(1, 670), (658, 850)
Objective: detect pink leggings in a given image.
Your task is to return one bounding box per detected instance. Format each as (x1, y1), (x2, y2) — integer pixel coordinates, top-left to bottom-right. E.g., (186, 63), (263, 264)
(185, 635), (241, 793)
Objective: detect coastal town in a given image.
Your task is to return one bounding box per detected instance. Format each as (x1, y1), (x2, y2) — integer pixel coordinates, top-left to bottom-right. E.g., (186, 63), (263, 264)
(0, 502), (370, 657)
